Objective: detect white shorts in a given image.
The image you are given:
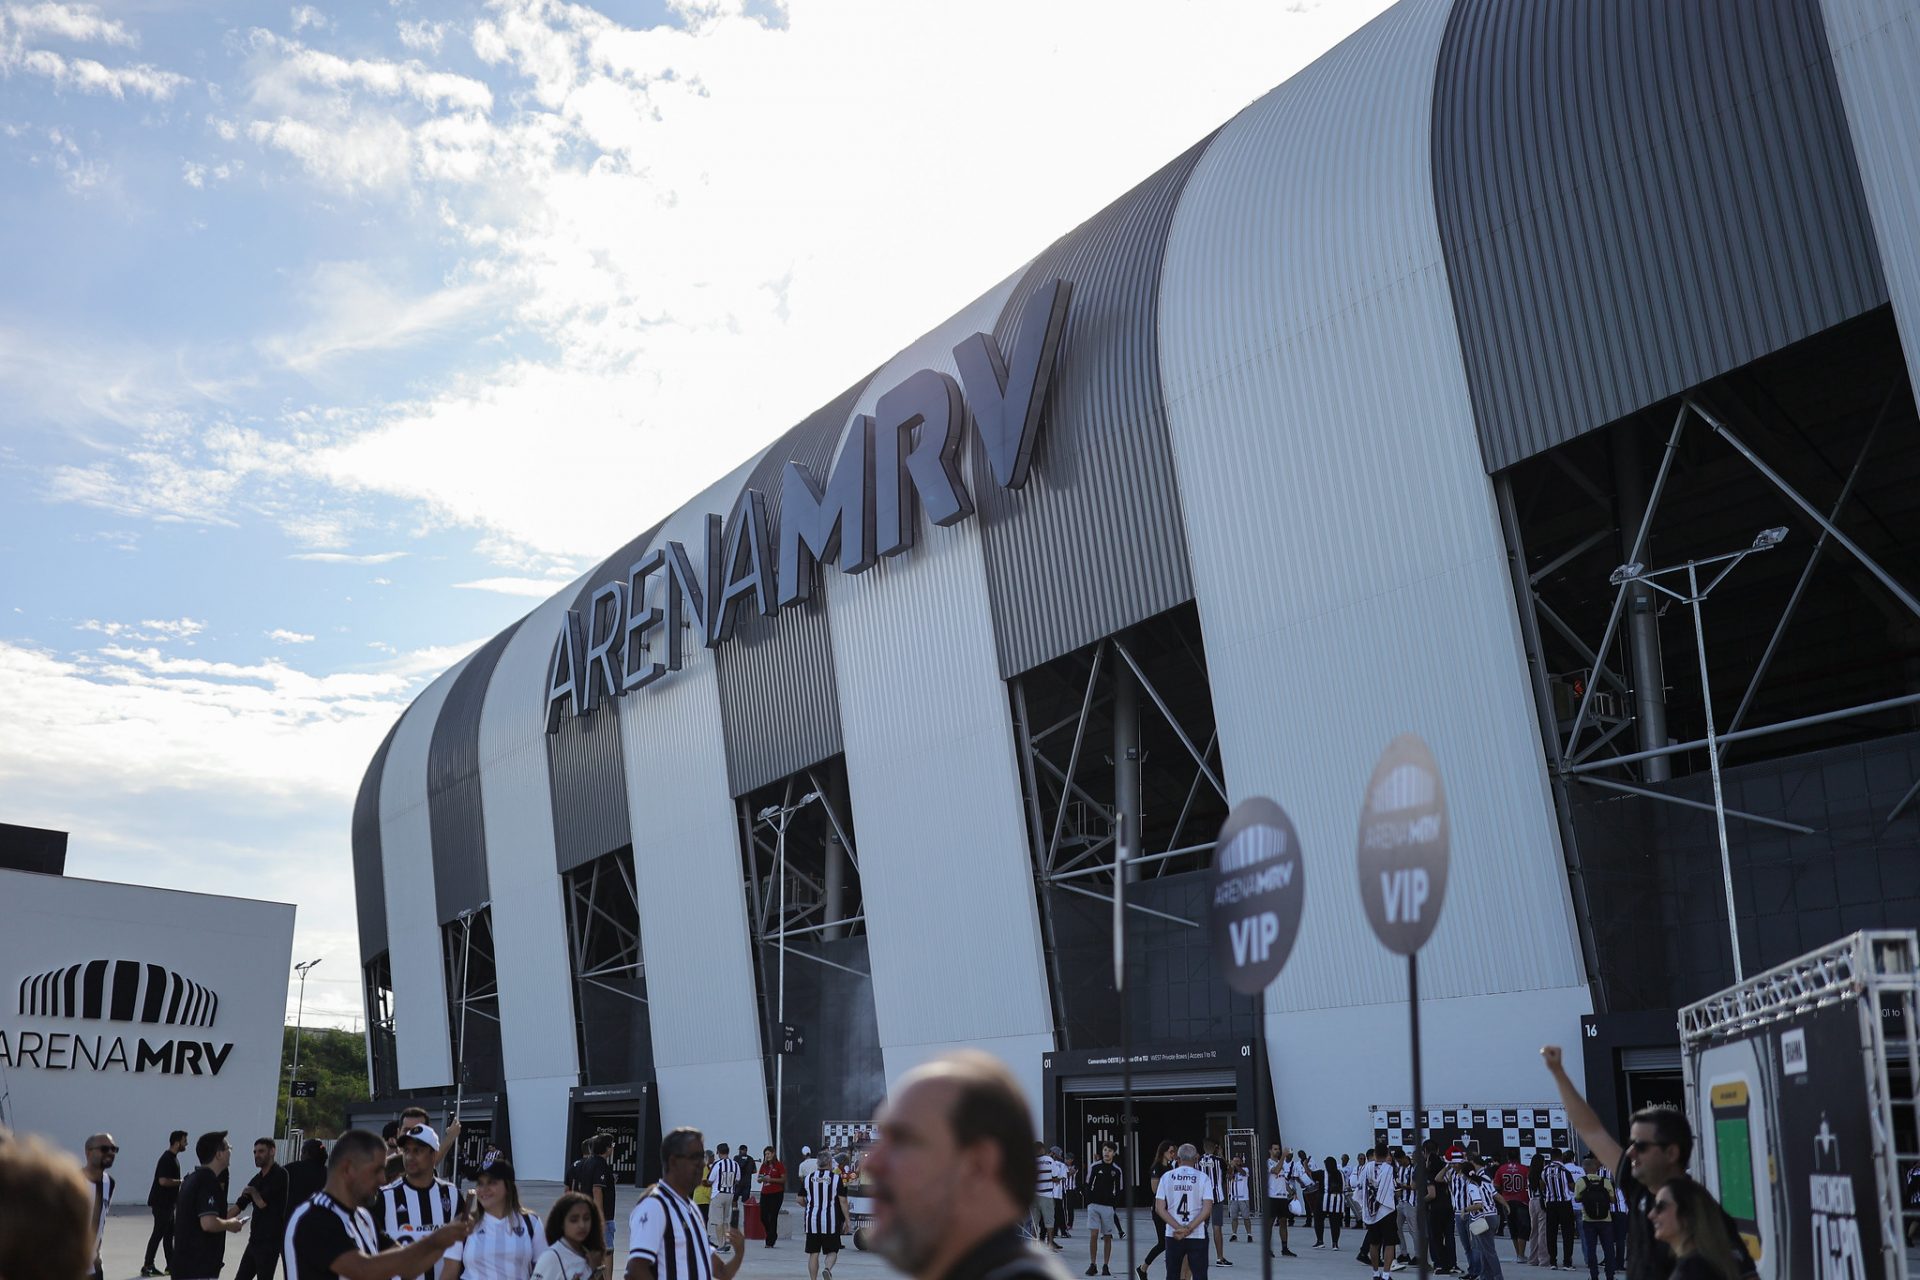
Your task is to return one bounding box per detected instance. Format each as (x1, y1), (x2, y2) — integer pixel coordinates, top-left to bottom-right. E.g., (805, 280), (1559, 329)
(1087, 1205), (1119, 1237)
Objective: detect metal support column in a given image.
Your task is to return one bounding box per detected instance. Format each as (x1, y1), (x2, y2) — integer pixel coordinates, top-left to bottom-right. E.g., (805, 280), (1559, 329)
(1114, 658), (1143, 884)
(1613, 422), (1670, 780)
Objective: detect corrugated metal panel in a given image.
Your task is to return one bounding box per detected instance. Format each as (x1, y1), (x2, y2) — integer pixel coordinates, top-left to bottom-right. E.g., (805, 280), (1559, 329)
(379, 653), (473, 1090)
(614, 450), (772, 1145)
(826, 265), (1056, 1110)
(427, 621), (523, 924)
(351, 717), (401, 965)
(1156, 0), (1590, 1154)
(1433, 0), (1888, 470)
(1819, 0), (1920, 390)
(975, 139), (1209, 677)
(478, 572), (591, 1179)
(713, 377), (873, 795)
(548, 520), (667, 872)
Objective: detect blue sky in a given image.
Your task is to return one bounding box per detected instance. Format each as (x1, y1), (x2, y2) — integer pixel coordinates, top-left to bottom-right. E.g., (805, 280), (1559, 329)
(0, 0), (1386, 1027)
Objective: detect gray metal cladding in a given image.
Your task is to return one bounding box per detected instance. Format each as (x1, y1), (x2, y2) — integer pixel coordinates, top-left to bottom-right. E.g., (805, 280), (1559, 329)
(547, 520), (666, 873)
(974, 138), (1210, 677)
(352, 718), (401, 963)
(713, 377), (871, 795)
(427, 620), (524, 923)
(1433, 0), (1888, 471)
(1818, 0), (1920, 390)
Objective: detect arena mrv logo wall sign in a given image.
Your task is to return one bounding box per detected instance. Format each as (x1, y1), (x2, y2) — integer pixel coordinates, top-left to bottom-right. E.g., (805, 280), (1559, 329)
(545, 280), (1072, 732)
(2, 958), (237, 1076)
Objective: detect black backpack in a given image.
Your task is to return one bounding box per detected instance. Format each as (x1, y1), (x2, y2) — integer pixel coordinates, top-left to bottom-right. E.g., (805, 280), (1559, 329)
(1578, 1176), (1613, 1221)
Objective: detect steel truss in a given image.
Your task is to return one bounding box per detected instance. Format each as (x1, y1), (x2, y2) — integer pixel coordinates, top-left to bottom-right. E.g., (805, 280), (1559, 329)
(737, 768), (868, 982)
(443, 908), (500, 1029)
(1679, 930), (1919, 1280)
(1506, 390), (1920, 821)
(564, 853), (647, 1004)
(363, 952), (398, 1097)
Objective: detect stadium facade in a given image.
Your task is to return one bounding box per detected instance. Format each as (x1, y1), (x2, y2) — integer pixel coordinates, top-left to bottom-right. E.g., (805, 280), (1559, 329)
(351, 0), (1920, 1184)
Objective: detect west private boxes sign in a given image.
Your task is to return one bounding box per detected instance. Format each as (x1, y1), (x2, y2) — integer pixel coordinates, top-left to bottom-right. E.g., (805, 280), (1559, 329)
(545, 281), (1072, 731)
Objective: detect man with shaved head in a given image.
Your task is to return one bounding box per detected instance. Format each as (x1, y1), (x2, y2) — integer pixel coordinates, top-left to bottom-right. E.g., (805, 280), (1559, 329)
(82, 1131), (118, 1280)
(862, 1052), (1075, 1280)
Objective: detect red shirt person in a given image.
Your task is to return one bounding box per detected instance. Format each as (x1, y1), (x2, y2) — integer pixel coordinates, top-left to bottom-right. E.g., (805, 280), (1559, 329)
(756, 1150), (789, 1249)
(1494, 1153), (1532, 1261)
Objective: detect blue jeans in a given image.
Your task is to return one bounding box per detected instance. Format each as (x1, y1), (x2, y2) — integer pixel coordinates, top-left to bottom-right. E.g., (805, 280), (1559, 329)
(1459, 1218), (1479, 1278)
(1467, 1225), (1504, 1280)
(1164, 1235), (1208, 1280)
(1580, 1221), (1618, 1279)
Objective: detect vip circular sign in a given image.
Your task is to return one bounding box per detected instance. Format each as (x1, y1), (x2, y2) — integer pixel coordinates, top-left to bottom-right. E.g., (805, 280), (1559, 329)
(1356, 734), (1450, 955)
(1209, 797), (1305, 996)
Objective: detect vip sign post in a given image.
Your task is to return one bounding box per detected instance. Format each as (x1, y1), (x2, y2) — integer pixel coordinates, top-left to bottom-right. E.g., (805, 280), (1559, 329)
(1356, 735), (1450, 1280)
(1209, 797), (1306, 1280)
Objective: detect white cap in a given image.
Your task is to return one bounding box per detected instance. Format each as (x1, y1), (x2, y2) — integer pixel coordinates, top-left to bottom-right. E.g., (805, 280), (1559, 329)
(398, 1124), (440, 1151)
(801, 1145), (812, 1155)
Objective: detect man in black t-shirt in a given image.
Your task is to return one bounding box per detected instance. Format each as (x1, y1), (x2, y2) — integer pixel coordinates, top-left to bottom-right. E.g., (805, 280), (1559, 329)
(1542, 1046), (1756, 1280)
(283, 1129), (467, 1280)
(145, 1130), (189, 1277)
(577, 1134), (618, 1251)
(286, 1140), (330, 1209)
(175, 1132), (246, 1280)
(233, 1139), (290, 1280)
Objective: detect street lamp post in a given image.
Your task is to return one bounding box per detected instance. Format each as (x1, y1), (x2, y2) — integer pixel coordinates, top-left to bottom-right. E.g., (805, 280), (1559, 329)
(289, 958), (322, 1136)
(1609, 527), (1786, 983)
(756, 791), (819, 1159)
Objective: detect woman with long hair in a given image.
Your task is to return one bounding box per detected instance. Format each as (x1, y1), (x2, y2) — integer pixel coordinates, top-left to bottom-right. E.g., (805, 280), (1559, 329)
(444, 1161), (544, 1280)
(1650, 1178), (1742, 1280)
(1313, 1155), (1343, 1250)
(1525, 1152), (1551, 1267)
(1133, 1141), (1179, 1280)
(534, 1192), (609, 1280)
(756, 1147), (786, 1249)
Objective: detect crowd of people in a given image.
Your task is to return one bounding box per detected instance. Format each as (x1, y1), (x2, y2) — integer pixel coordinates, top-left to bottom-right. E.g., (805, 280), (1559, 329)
(0, 1042), (1854, 1280)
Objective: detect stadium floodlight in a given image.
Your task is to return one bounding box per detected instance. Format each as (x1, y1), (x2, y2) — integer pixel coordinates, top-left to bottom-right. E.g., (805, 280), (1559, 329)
(1609, 562), (1646, 586)
(1753, 526), (1789, 548)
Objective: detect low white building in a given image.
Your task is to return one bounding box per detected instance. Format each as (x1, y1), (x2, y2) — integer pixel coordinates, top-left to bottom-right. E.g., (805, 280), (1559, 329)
(0, 866), (296, 1173)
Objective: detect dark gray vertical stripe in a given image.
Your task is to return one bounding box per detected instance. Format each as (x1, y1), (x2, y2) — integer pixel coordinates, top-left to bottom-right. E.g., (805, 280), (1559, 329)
(1433, 0), (1887, 471)
(713, 377), (873, 795)
(352, 718), (401, 964)
(141, 964), (167, 1023)
(548, 520), (668, 873)
(974, 136), (1213, 676)
(427, 619), (526, 924)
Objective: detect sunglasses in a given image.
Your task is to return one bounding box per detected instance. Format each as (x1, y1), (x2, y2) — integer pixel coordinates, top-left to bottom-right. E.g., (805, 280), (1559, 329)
(1625, 1139), (1672, 1153)
(1649, 1200), (1675, 1217)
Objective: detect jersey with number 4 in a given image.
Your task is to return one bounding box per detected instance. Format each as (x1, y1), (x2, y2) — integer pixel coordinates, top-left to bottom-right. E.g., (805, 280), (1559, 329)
(1155, 1167), (1211, 1239)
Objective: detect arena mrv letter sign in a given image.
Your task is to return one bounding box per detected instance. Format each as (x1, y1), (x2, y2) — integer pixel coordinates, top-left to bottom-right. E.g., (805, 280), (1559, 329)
(545, 280), (1072, 731)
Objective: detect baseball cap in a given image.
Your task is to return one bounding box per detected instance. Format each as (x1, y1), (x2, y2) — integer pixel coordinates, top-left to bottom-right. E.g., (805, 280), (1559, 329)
(801, 1145), (811, 1155)
(1049, 1146), (1062, 1156)
(398, 1124), (439, 1151)
(477, 1158), (515, 1182)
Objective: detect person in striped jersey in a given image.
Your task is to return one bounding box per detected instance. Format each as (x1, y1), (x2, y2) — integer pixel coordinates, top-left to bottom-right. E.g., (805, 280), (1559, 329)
(801, 1154), (851, 1280)
(1195, 1143), (1228, 1267)
(703, 1145), (737, 1252)
(444, 1162), (543, 1280)
(627, 1129), (744, 1280)
(1540, 1150), (1578, 1269)
(283, 1130), (468, 1280)
(375, 1125), (462, 1280)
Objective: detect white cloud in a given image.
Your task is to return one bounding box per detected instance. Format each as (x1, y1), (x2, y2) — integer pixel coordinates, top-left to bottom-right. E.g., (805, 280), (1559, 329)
(141, 617), (206, 639)
(288, 549), (408, 564)
(9, 47), (189, 99)
(181, 160), (205, 187)
(267, 628), (316, 643)
(2, 2), (134, 46)
(451, 575), (572, 598)
(289, 4), (329, 33)
(260, 259), (502, 374)
(396, 18), (447, 54)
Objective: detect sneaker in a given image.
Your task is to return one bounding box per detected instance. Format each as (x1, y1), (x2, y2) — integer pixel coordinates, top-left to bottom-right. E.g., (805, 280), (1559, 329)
(1312, 1243), (1326, 1249)
(1087, 1266), (1098, 1275)
(1283, 1251), (1298, 1258)
(1102, 1268), (1112, 1276)
(1137, 1268), (1149, 1280)
(1216, 1260), (1233, 1267)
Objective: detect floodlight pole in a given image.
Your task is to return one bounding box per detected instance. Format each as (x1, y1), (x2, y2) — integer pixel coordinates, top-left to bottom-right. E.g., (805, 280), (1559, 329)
(760, 792), (819, 1158)
(1610, 532), (1783, 983)
(288, 959), (321, 1136)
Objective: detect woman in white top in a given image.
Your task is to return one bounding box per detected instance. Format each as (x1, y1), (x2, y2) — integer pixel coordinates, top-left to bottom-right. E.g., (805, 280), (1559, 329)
(445, 1161), (544, 1280)
(533, 1192), (611, 1280)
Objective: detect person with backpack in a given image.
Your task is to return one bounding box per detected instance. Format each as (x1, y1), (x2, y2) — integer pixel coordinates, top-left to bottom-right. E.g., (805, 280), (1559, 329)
(1574, 1155), (1618, 1280)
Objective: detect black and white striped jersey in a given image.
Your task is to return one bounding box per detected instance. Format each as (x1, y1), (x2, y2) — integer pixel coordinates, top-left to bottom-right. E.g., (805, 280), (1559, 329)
(1395, 1163), (1415, 1206)
(708, 1159), (736, 1196)
(627, 1184), (713, 1280)
(445, 1209), (541, 1280)
(375, 1176), (458, 1280)
(802, 1169), (843, 1235)
(1196, 1155), (1224, 1203)
(284, 1191), (379, 1280)
(1540, 1163), (1575, 1204)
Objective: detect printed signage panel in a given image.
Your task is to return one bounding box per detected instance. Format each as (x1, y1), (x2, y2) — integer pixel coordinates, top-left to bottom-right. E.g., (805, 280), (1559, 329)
(1690, 999), (1886, 1280)
(1356, 734), (1449, 956)
(1209, 797), (1304, 995)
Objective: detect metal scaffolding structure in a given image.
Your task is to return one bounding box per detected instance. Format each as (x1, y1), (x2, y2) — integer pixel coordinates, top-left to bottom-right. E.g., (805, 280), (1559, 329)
(737, 767), (867, 979)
